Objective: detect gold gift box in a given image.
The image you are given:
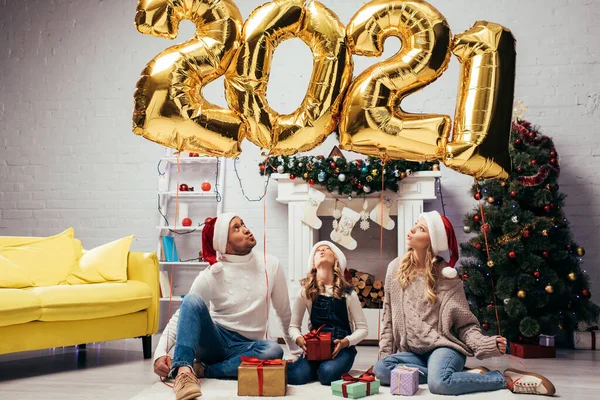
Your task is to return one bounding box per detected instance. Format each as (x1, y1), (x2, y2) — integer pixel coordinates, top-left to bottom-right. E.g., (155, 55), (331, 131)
(237, 358), (287, 397)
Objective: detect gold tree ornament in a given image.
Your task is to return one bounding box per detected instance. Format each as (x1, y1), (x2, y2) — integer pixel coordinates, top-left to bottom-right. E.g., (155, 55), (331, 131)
(545, 285), (554, 294)
(576, 247), (586, 257)
(517, 290), (526, 299)
(542, 229), (549, 236)
(568, 272), (577, 281)
(487, 260), (495, 268)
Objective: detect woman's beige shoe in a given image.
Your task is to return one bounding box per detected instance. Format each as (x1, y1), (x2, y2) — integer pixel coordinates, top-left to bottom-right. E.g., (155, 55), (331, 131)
(504, 368), (556, 396)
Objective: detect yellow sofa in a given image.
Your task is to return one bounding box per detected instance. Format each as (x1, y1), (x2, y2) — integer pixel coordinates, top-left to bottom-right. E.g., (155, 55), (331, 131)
(0, 235), (159, 359)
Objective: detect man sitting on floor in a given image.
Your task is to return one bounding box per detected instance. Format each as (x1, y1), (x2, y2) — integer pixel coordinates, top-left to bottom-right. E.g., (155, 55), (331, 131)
(153, 213), (298, 400)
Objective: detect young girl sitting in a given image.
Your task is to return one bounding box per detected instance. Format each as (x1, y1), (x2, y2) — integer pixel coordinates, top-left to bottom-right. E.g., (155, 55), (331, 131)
(287, 241), (368, 385)
(374, 211), (556, 396)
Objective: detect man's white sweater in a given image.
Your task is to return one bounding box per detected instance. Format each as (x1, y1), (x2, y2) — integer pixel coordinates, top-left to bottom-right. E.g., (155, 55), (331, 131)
(154, 251), (298, 361)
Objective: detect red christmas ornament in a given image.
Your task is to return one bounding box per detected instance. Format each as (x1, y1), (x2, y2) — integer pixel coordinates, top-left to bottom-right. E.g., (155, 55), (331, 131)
(542, 251), (549, 259)
(510, 190), (517, 198)
(475, 243), (483, 251)
(550, 151), (557, 157)
(528, 131), (536, 138)
(531, 159), (537, 165)
(523, 230), (531, 238)
(188, 152), (199, 157)
(481, 223), (491, 233)
(461, 273), (468, 281)
(534, 271), (541, 278)
(508, 251), (517, 259)
(330, 162), (336, 168)
(516, 167), (523, 174)
(308, 179), (315, 185)
(487, 303), (494, 311)
(550, 158), (556, 165)
(259, 165), (265, 172)
(514, 138), (523, 146)
(582, 289), (591, 299)
(474, 192), (482, 201)
(289, 174), (295, 180)
(473, 214), (481, 223)
(179, 183), (189, 192)
(357, 183), (363, 189)
(567, 243), (573, 252)
(201, 181), (212, 192)
(544, 205), (552, 213)
(482, 323), (489, 330)
(182, 217), (192, 227)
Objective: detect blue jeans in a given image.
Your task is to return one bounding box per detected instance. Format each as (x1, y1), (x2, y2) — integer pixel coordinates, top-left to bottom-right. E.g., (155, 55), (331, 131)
(287, 347), (357, 385)
(374, 347), (506, 395)
(170, 293), (284, 379)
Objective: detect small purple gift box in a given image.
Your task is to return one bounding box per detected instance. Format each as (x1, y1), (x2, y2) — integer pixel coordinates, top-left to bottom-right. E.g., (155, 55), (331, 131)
(539, 334), (555, 347)
(390, 366), (419, 396)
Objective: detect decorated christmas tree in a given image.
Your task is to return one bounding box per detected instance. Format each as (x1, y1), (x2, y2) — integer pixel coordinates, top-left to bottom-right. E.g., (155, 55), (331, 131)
(460, 118), (600, 343)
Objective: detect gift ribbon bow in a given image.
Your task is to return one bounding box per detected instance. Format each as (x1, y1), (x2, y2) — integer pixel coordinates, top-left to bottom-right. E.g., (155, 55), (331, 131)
(340, 370), (376, 398)
(303, 324), (327, 340)
(240, 356), (285, 396)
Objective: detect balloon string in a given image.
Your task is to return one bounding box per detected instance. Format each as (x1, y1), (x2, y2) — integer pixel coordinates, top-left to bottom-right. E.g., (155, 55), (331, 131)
(264, 157), (270, 340)
(377, 159), (386, 360)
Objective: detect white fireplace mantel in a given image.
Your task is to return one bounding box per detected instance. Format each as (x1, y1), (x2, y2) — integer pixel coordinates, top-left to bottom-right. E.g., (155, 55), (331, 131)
(272, 171), (442, 283)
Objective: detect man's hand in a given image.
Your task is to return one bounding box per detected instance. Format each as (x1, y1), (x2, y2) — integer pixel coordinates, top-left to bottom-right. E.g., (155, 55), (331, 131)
(496, 337), (507, 354)
(154, 355), (172, 377)
(296, 336), (307, 353)
(332, 338), (350, 359)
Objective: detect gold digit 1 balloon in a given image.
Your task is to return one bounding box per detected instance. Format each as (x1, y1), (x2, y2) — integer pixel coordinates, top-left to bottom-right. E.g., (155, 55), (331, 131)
(133, 0), (244, 158)
(444, 21), (516, 180)
(225, 0), (353, 155)
(339, 0), (452, 162)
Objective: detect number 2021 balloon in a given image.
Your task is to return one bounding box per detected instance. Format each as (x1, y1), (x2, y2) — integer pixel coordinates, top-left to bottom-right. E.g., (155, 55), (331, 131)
(133, 0), (516, 180)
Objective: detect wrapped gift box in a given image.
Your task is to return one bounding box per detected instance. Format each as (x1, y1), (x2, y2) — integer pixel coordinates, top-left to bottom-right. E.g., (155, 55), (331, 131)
(390, 366), (419, 396)
(237, 356), (287, 397)
(509, 342), (556, 358)
(304, 325), (333, 361)
(538, 334), (555, 347)
(573, 329), (599, 350)
(332, 370), (380, 399)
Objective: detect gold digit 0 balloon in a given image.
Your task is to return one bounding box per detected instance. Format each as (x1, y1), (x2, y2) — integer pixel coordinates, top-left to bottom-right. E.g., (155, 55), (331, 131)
(225, 0), (353, 155)
(133, 0), (244, 158)
(444, 21), (516, 179)
(339, 0), (452, 162)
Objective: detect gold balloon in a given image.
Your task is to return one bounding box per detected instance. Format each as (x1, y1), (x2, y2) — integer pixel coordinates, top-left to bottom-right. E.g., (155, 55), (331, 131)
(339, 0), (452, 161)
(517, 290), (526, 299)
(444, 21), (516, 180)
(133, 0), (244, 158)
(225, 0), (353, 155)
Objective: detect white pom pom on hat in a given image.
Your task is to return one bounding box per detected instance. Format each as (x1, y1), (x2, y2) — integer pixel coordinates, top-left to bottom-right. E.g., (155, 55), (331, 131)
(419, 211), (460, 279)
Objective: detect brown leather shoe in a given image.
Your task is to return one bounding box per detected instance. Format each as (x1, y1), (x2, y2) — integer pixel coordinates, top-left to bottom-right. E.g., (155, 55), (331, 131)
(504, 368), (556, 396)
(174, 371), (202, 400)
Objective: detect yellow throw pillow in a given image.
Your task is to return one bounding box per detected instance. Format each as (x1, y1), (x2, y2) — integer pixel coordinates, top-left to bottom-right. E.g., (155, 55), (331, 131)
(0, 228), (80, 287)
(66, 235), (134, 284)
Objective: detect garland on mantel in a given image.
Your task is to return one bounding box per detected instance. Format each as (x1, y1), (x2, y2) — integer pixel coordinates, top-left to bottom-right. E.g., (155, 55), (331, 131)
(259, 155), (439, 196)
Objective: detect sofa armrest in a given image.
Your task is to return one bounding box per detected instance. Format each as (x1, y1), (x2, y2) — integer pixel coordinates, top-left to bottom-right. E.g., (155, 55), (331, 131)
(127, 251), (159, 335)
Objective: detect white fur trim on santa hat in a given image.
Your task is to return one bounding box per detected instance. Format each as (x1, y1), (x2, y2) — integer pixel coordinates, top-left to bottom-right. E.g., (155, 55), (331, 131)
(419, 211), (448, 256)
(213, 212), (236, 255)
(308, 241), (347, 272)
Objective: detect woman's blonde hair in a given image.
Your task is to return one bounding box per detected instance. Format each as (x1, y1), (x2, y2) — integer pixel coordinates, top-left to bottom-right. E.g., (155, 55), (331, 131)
(396, 246), (442, 304)
(301, 258), (352, 302)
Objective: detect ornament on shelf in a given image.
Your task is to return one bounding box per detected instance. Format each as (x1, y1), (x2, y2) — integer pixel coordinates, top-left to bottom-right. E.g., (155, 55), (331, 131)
(179, 183), (189, 192)
(463, 226), (472, 234)
(511, 216), (519, 223)
(568, 272), (577, 281)
(517, 290), (526, 299)
(289, 174), (296, 180)
(400, 171), (407, 179)
(277, 165), (285, 174)
(201, 181), (212, 192)
(508, 250), (517, 259)
(534, 271), (541, 278)
(303, 172), (309, 179)
(487, 260), (495, 268)
(330, 207), (360, 250)
(576, 247), (586, 257)
(545, 285), (554, 294)
(370, 196), (395, 230)
(308, 178), (315, 185)
(182, 217), (192, 227)
(338, 173), (346, 182)
(300, 188), (326, 229)
(318, 171), (327, 182)
(359, 199), (370, 231)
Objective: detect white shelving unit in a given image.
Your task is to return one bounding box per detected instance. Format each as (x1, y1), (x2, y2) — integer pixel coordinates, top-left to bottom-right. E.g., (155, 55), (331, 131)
(156, 149), (225, 330)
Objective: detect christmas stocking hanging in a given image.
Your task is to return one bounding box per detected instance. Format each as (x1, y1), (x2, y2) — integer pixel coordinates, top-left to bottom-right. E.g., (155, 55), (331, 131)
(370, 196), (395, 230)
(301, 188), (326, 229)
(330, 207), (360, 250)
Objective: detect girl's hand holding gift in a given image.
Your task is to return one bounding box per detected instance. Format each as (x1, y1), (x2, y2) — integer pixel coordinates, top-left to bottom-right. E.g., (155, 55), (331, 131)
(332, 338), (350, 358)
(296, 336), (308, 353)
(496, 337), (507, 354)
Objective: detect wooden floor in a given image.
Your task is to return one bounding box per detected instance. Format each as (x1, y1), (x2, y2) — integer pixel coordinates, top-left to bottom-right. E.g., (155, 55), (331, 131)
(0, 335), (599, 399)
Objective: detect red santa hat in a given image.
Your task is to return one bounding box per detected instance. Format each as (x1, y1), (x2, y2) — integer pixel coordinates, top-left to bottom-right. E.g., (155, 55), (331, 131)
(419, 211), (459, 279)
(201, 212), (236, 265)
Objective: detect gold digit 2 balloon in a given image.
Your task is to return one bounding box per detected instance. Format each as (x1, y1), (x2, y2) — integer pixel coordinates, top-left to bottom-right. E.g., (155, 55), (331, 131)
(225, 0), (353, 155)
(339, 0), (452, 162)
(133, 0), (244, 158)
(444, 21), (516, 180)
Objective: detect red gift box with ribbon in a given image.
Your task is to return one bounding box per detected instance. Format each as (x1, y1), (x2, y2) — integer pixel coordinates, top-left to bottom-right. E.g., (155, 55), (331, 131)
(304, 324), (333, 361)
(237, 356), (287, 396)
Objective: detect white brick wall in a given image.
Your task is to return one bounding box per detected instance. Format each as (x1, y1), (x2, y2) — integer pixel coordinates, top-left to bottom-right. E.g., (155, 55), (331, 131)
(1, 0), (599, 293)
